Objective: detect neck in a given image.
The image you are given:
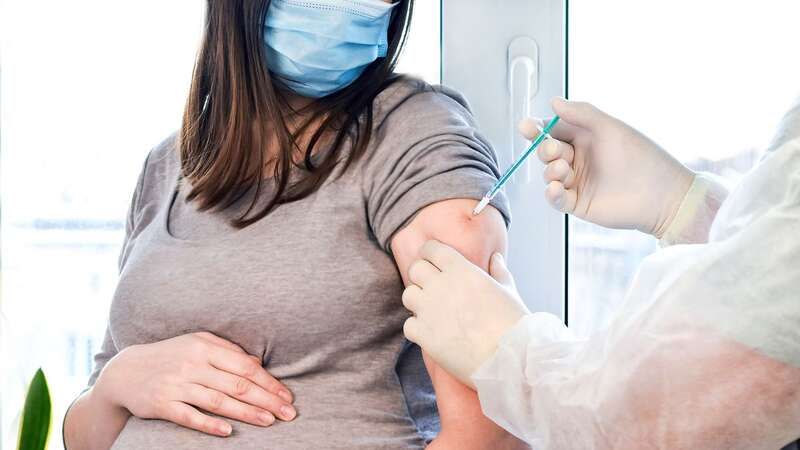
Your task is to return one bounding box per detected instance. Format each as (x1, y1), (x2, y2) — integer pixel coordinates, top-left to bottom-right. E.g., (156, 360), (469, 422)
(261, 91), (331, 173)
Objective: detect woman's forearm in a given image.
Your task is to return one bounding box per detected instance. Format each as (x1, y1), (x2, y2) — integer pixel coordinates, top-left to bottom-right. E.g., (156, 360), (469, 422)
(63, 387), (130, 450)
(429, 434), (526, 450)
(423, 359), (528, 450)
(428, 415), (528, 450)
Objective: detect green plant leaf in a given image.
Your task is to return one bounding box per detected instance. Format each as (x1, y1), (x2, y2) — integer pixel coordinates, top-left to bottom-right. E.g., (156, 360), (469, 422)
(17, 368), (52, 450)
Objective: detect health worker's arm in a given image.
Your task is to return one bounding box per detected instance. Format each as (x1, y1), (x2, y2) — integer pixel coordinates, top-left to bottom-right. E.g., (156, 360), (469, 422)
(391, 198), (528, 450)
(470, 134), (800, 449)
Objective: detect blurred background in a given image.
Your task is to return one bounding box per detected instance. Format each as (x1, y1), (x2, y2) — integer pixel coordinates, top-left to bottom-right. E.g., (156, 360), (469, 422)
(1, 1), (799, 448)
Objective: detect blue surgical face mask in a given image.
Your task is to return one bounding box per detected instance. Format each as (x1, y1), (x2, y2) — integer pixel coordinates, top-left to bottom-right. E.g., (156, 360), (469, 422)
(264, 0), (396, 98)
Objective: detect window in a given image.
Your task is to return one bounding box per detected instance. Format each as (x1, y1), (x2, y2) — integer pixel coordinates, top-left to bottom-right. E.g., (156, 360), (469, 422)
(0, 1), (440, 448)
(567, 0), (800, 337)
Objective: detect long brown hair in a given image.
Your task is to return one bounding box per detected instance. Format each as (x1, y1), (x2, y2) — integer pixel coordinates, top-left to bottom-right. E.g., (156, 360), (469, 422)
(180, 0), (414, 228)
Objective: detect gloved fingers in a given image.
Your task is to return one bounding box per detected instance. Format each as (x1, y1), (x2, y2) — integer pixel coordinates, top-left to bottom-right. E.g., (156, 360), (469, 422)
(489, 253), (516, 289)
(518, 118), (544, 141)
(551, 97), (611, 130)
(557, 139), (575, 164)
(537, 137), (575, 165)
(419, 239), (465, 272)
(537, 138), (557, 162)
(402, 317), (423, 345)
(402, 285), (423, 314)
(408, 259), (440, 288)
(519, 116), (577, 142)
(543, 159), (576, 188)
(545, 181), (578, 213)
(519, 121), (577, 165)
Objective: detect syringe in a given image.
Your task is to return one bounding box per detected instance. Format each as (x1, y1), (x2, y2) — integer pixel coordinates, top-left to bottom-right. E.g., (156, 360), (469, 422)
(472, 115), (561, 216)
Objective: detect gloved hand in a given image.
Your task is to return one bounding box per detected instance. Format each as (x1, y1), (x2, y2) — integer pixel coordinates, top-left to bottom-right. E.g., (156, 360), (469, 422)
(402, 240), (530, 388)
(523, 98), (695, 237)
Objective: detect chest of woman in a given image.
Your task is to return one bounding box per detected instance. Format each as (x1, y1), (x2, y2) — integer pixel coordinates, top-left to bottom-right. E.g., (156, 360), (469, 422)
(108, 181), (409, 380)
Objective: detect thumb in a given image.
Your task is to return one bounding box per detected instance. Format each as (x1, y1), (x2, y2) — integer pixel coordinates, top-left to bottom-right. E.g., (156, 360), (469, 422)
(551, 97), (608, 130)
(489, 253), (516, 288)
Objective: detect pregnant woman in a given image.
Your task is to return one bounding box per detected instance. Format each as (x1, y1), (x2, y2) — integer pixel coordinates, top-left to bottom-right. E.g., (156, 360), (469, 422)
(63, 1), (525, 449)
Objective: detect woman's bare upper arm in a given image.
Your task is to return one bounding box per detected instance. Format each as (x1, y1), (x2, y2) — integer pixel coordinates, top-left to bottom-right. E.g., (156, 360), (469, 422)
(391, 198), (507, 285)
(391, 198), (522, 449)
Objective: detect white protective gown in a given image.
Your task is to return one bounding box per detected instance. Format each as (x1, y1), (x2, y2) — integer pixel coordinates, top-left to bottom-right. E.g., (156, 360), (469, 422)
(472, 100), (800, 450)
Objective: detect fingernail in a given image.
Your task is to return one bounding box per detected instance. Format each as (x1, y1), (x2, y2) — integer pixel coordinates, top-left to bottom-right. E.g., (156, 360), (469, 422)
(281, 405), (296, 421)
(259, 411), (275, 426)
(278, 389), (292, 402)
(219, 422), (233, 435)
(493, 253), (505, 265)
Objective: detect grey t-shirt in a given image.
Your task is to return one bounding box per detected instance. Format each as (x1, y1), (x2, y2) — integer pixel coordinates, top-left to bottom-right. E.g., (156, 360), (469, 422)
(86, 78), (510, 450)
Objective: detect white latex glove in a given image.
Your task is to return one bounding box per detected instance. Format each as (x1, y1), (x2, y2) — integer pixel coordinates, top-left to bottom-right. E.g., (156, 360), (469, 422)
(523, 98), (695, 237)
(402, 240), (530, 388)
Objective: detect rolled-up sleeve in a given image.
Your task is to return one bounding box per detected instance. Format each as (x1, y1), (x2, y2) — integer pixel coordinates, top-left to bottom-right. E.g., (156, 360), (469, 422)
(363, 84), (511, 251)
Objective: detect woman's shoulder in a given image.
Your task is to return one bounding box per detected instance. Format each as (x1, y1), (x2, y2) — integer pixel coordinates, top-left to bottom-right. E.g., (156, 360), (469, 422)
(130, 133), (181, 215)
(143, 132), (181, 178)
(372, 76), (476, 129)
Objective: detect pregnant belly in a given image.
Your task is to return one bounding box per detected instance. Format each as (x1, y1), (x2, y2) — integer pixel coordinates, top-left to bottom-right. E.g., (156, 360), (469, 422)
(109, 378), (427, 450)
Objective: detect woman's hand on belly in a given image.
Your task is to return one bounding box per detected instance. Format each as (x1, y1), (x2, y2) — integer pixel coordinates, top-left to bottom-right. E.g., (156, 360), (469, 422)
(94, 331), (297, 436)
